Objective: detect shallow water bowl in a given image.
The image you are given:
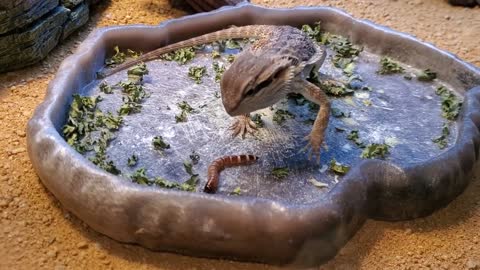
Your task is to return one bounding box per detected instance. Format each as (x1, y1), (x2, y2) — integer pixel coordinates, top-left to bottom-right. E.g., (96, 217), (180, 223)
(27, 4), (480, 267)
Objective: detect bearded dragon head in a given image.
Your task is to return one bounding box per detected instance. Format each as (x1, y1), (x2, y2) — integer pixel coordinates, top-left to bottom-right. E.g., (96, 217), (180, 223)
(220, 51), (297, 116)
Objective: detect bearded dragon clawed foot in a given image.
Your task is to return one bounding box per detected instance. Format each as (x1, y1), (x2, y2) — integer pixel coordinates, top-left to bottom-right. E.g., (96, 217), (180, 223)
(229, 114), (257, 139)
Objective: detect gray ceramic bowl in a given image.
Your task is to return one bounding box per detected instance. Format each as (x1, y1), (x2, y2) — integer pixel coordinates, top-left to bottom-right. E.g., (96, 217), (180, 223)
(27, 4), (480, 267)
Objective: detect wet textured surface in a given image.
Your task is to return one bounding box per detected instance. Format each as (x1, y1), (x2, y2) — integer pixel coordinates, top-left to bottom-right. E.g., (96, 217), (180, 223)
(79, 44), (460, 205)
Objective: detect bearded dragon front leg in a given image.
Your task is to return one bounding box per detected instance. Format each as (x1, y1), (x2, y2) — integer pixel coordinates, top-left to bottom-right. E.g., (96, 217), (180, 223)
(299, 79), (331, 162)
(229, 114), (257, 138)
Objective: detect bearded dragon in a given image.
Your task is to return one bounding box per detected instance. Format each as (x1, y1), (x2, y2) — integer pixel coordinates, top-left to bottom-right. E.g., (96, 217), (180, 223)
(99, 25), (330, 161)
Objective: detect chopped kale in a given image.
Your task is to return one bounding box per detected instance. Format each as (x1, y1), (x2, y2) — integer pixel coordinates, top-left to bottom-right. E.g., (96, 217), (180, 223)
(432, 123), (450, 149)
(188, 66), (207, 84)
(272, 109), (295, 125)
(225, 39), (242, 50)
(271, 167), (289, 179)
(227, 54), (235, 63)
(152, 136), (170, 151)
(329, 159), (350, 175)
(161, 47), (196, 65)
(95, 111), (123, 130)
(347, 130), (365, 147)
(230, 187), (242, 195)
(417, 69), (437, 82)
(212, 61), (226, 82)
(105, 46), (126, 67)
(175, 101), (195, 123)
(130, 168), (150, 185)
(105, 46), (141, 67)
(361, 143), (390, 159)
(301, 22), (322, 42)
(211, 50), (221, 58)
(118, 99), (142, 116)
(99, 81), (113, 94)
(435, 86), (463, 121)
(127, 154), (138, 167)
(179, 174), (199, 192)
(127, 63), (149, 83)
(183, 161), (194, 175)
(62, 94), (102, 148)
(320, 80), (354, 96)
(377, 57), (405, 75)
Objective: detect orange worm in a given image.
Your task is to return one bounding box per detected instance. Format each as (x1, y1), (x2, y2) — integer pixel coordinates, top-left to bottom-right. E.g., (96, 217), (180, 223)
(204, 155), (259, 194)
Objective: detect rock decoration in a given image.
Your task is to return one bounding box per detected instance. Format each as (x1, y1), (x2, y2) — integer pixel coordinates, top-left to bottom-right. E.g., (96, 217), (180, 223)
(170, 0), (250, 13)
(448, 0), (480, 6)
(0, 0), (99, 73)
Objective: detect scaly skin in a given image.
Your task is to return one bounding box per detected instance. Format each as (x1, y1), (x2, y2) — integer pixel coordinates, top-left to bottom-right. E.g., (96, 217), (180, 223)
(100, 25), (330, 161)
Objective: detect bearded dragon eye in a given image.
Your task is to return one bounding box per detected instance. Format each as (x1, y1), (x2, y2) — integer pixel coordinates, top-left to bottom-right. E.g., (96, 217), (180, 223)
(245, 76), (274, 97)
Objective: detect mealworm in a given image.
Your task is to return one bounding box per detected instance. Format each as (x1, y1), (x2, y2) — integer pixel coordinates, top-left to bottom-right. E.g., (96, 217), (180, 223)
(203, 155), (259, 194)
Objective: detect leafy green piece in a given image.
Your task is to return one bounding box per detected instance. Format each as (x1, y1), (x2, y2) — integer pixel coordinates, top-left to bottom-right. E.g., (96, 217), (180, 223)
(161, 47), (196, 65)
(95, 111), (123, 130)
(230, 187), (242, 195)
(211, 50), (221, 58)
(175, 101), (194, 123)
(118, 100), (142, 116)
(88, 133), (120, 175)
(273, 109), (295, 125)
(212, 61), (226, 82)
(99, 81), (113, 94)
(183, 161), (194, 175)
(251, 113), (264, 128)
(225, 39), (242, 49)
(271, 167), (289, 179)
(152, 136), (170, 151)
(62, 94), (102, 147)
(377, 57), (404, 75)
(227, 55), (235, 63)
(178, 101), (194, 113)
(417, 69), (437, 82)
(432, 123), (450, 149)
(127, 154), (138, 166)
(301, 22), (322, 42)
(320, 80), (354, 96)
(330, 36), (362, 59)
(329, 159), (350, 175)
(130, 168), (150, 185)
(188, 66), (207, 84)
(361, 143), (390, 159)
(347, 130), (365, 147)
(175, 111), (188, 123)
(118, 81), (148, 103)
(127, 63), (149, 83)
(435, 86), (463, 121)
(179, 175), (199, 192)
(104, 47), (141, 67)
(154, 177), (178, 189)
(362, 99), (372, 107)
(105, 46), (126, 67)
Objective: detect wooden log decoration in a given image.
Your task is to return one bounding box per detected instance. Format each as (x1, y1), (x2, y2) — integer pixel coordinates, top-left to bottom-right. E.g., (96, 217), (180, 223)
(170, 0), (250, 13)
